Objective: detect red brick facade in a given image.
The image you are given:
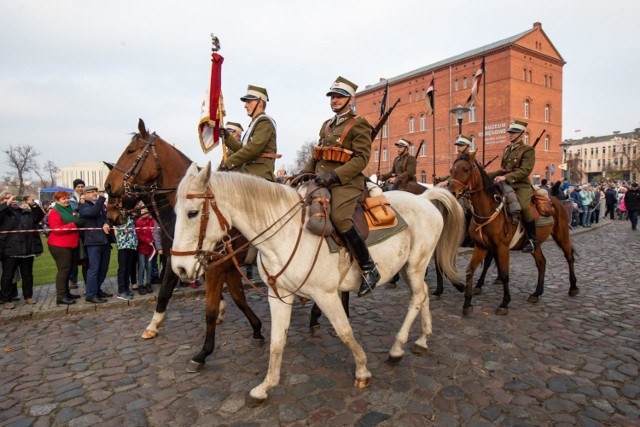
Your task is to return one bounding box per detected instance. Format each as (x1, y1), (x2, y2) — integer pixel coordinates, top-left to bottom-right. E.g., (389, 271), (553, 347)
(357, 22), (564, 185)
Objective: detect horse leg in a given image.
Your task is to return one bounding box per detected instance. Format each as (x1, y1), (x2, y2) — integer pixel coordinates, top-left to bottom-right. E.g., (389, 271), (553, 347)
(226, 266), (264, 344)
(310, 291), (349, 332)
(390, 266), (431, 363)
(248, 293), (295, 406)
(495, 247), (511, 315)
(141, 255), (178, 339)
(474, 252), (494, 294)
(463, 247), (488, 316)
(311, 292), (372, 388)
(433, 259), (444, 297)
(566, 245), (579, 296)
(528, 247), (546, 303)
(187, 268), (226, 372)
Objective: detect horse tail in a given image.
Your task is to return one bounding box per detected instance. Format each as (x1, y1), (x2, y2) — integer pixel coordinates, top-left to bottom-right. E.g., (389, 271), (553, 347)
(422, 188), (465, 284)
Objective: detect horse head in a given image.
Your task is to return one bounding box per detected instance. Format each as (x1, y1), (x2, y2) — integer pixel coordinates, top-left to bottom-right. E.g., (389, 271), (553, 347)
(171, 162), (229, 281)
(448, 151), (478, 199)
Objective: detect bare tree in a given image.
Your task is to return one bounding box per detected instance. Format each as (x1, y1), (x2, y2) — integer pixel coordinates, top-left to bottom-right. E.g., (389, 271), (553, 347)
(566, 152), (584, 183)
(44, 160), (59, 186)
(2, 145), (39, 194)
(290, 139), (317, 173)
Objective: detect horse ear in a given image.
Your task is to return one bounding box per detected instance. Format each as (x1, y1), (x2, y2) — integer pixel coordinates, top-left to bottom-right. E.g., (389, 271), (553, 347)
(469, 151), (477, 162)
(138, 118), (148, 138)
(103, 161), (114, 171)
(192, 161), (212, 189)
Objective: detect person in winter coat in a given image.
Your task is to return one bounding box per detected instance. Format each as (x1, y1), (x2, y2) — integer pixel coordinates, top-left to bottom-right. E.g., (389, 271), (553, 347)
(624, 182), (640, 231)
(134, 207), (156, 295)
(114, 197), (138, 300)
(604, 183), (618, 220)
(0, 194), (45, 308)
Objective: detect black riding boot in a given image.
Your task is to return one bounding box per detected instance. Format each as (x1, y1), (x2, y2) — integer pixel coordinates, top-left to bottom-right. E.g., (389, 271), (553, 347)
(341, 227), (380, 297)
(522, 220), (537, 253)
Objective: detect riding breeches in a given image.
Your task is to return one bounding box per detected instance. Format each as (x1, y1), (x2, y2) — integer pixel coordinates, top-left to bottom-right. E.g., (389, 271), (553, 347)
(514, 186), (534, 222)
(329, 181), (363, 234)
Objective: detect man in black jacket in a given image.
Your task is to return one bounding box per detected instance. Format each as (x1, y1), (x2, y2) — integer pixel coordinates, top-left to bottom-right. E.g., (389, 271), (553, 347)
(624, 182), (640, 231)
(78, 185), (112, 303)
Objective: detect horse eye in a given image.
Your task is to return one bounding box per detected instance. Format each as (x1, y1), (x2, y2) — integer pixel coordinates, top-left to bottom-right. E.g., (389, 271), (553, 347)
(126, 149), (135, 154)
(187, 210), (199, 219)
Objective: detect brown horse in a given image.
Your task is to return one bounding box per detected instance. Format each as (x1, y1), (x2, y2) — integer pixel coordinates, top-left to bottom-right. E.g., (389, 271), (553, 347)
(104, 119), (264, 372)
(448, 151), (578, 315)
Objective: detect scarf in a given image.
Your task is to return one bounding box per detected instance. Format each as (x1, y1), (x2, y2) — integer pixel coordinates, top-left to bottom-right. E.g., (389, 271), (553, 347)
(52, 203), (80, 225)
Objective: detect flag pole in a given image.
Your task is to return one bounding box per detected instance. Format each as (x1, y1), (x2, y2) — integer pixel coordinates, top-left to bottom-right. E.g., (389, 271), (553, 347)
(481, 56), (486, 164)
(431, 73), (436, 183)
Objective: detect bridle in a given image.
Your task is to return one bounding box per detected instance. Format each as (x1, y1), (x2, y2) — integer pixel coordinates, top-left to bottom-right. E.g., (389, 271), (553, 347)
(170, 182), (328, 303)
(108, 133), (176, 239)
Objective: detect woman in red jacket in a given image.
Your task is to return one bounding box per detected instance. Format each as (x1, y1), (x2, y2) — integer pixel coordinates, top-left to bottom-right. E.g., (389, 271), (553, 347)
(47, 191), (83, 305)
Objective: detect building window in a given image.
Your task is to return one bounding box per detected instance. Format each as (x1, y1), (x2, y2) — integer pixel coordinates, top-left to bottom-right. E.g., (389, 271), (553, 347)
(523, 68), (527, 81)
(471, 135), (476, 151)
(374, 149), (379, 162)
(463, 76), (468, 89)
(410, 145), (415, 156)
(421, 170), (427, 183)
(382, 124), (387, 138)
(544, 135), (550, 151)
(603, 146), (606, 155)
(469, 103), (476, 122)
(420, 144), (426, 157)
(409, 116), (415, 133)
(524, 132), (530, 145)
(383, 147), (388, 161)
(528, 69), (532, 82)
(590, 147), (594, 156)
(415, 90), (418, 100)
(408, 92), (412, 103)
(420, 114), (426, 131)
(422, 88), (426, 99)
(454, 79), (459, 91)
(595, 147), (599, 155)
(544, 75), (548, 87)
(524, 100), (530, 119)
(545, 104), (550, 123)
(597, 159), (601, 167)
(549, 75), (553, 88)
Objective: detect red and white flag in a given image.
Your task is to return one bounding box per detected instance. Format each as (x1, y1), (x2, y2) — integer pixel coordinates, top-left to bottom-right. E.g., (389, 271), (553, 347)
(425, 78), (434, 116)
(198, 52), (225, 154)
(466, 59), (484, 106)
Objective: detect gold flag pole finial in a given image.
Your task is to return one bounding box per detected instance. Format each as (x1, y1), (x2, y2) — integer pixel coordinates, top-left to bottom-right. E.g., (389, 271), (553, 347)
(211, 34), (220, 52)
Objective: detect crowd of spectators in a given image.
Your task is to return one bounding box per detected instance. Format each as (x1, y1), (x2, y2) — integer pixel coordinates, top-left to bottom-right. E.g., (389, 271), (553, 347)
(0, 177), (169, 310)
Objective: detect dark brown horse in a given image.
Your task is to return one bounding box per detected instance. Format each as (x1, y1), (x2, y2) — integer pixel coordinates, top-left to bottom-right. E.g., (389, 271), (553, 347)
(104, 119), (264, 372)
(448, 151), (578, 315)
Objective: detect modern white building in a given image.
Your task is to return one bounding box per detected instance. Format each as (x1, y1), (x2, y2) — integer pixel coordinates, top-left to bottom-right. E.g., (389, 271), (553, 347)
(56, 162), (111, 189)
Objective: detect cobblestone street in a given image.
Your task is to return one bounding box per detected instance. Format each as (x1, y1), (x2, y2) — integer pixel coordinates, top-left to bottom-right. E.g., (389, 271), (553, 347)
(0, 219), (638, 426)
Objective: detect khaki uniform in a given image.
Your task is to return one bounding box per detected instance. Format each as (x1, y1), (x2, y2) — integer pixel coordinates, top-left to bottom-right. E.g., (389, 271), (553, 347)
(303, 111), (372, 233)
(488, 138), (535, 221)
(380, 153), (417, 183)
(224, 114), (277, 182)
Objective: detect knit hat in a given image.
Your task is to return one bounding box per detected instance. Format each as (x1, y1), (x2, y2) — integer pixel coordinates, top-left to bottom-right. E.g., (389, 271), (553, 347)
(73, 179), (85, 189)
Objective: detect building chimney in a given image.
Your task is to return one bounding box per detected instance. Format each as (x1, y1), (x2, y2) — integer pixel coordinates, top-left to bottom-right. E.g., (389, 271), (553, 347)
(533, 22), (542, 29)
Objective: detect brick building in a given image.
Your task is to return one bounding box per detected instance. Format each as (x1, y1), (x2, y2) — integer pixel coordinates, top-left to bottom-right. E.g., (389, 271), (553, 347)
(356, 22), (564, 185)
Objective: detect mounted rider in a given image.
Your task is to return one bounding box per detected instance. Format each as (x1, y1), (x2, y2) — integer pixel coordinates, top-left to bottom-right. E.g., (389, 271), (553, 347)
(380, 139), (417, 191)
(222, 85), (279, 182)
(302, 76), (380, 297)
(437, 135), (473, 186)
(487, 120), (537, 253)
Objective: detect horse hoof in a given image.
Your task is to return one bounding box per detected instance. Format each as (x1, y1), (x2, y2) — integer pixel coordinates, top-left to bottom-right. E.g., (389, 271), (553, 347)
(186, 360), (204, 373)
(141, 330), (158, 340)
(245, 394), (266, 408)
(495, 307), (509, 315)
(431, 293), (441, 300)
(309, 325), (320, 336)
(329, 328), (339, 338)
(463, 306), (473, 316)
(527, 295), (540, 303)
(410, 344), (428, 356)
(251, 337), (265, 348)
(569, 289), (580, 297)
(353, 376), (371, 389)
(216, 319), (223, 325)
(386, 355), (403, 366)
(453, 284), (465, 293)
(472, 288), (482, 295)
(385, 282), (397, 289)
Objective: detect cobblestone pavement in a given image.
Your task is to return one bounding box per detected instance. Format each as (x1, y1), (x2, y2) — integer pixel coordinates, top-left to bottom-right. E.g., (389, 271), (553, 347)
(0, 219), (639, 426)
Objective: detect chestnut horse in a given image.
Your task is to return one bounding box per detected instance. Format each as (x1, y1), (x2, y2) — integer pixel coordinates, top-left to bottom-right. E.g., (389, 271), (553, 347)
(448, 151), (578, 315)
(104, 119), (264, 372)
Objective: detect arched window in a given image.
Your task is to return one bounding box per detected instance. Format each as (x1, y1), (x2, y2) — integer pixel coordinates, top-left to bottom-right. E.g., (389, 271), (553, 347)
(545, 104), (550, 123)
(421, 170), (427, 183)
(382, 124), (387, 138)
(528, 69), (532, 82)
(420, 114), (426, 131)
(523, 68), (527, 81)
(382, 147), (388, 161)
(454, 79), (459, 91)
(409, 116), (415, 133)
(549, 75), (553, 88)
(469, 103), (476, 122)
(524, 100), (530, 119)
(409, 92), (412, 103)
(463, 76), (468, 89)
(471, 135), (476, 151)
(544, 75), (548, 87)
(374, 148), (379, 162)
(524, 132), (530, 145)
(544, 135), (550, 151)
(420, 144), (426, 157)
(409, 145), (415, 156)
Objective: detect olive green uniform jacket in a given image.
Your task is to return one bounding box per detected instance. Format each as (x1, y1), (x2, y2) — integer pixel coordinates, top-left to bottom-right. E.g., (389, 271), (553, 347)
(224, 114), (277, 182)
(380, 153), (417, 182)
(487, 138), (536, 221)
(303, 111), (372, 233)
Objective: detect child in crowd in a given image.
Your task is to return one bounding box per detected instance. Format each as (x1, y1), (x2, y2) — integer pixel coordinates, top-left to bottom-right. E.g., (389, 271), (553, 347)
(135, 207), (155, 295)
(114, 197), (138, 300)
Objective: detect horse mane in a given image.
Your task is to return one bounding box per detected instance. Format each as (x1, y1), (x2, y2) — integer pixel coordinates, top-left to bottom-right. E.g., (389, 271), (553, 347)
(179, 171), (302, 231)
(131, 132), (192, 164)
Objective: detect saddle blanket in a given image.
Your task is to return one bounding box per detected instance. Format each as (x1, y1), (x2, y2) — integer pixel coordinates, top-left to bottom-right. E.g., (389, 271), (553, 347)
(325, 207), (408, 254)
(509, 215), (555, 249)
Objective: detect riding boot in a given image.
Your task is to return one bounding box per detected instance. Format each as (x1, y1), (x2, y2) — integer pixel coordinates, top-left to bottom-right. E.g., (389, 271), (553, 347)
(341, 226), (380, 297)
(522, 220), (537, 253)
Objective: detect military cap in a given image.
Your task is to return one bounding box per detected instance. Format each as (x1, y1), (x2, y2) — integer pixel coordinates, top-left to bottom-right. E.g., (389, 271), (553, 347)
(226, 122), (244, 134)
(326, 76), (358, 97)
(455, 135), (472, 146)
(507, 120), (528, 134)
(395, 139), (411, 148)
(240, 85), (269, 102)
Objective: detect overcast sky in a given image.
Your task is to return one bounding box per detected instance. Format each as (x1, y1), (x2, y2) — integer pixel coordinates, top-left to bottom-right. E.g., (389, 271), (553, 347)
(1, 0), (638, 177)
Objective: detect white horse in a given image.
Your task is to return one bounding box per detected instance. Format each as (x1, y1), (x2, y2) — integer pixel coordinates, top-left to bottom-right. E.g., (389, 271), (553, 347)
(171, 163), (465, 404)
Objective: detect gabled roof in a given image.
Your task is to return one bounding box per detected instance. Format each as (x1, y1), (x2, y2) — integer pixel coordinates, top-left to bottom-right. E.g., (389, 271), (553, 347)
(361, 22), (563, 94)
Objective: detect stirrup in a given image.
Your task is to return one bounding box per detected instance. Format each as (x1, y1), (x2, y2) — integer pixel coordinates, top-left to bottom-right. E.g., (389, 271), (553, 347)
(522, 239), (536, 253)
(357, 265), (380, 297)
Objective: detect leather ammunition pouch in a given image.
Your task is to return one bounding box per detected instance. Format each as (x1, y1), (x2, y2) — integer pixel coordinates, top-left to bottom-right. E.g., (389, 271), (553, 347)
(312, 146), (353, 163)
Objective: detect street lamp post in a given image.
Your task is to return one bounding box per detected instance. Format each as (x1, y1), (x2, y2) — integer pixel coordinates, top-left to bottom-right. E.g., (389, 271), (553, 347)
(449, 104), (470, 136)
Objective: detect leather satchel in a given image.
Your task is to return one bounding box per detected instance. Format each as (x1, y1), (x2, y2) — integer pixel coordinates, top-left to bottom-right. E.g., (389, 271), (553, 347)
(363, 195), (396, 227)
